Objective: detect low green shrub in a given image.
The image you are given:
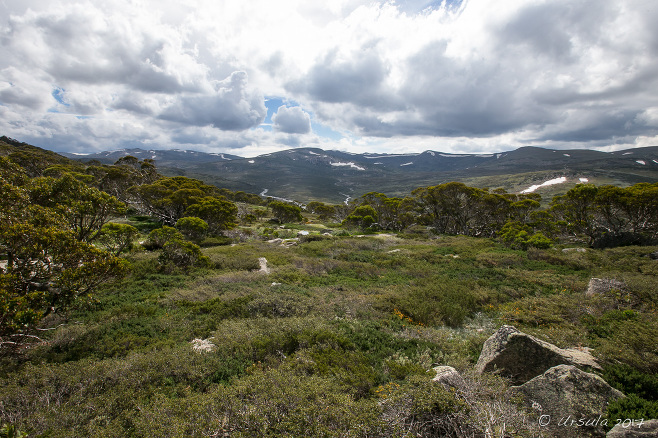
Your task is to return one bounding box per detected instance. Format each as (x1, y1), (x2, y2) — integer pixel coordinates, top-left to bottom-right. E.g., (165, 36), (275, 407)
(607, 394), (658, 427)
(197, 236), (232, 247)
(602, 364), (658, 401)
(175, 216), (208, 242)
(159, 239), (210, 270)
(143, 226), (183, 250)
(390, 278), (487, 327)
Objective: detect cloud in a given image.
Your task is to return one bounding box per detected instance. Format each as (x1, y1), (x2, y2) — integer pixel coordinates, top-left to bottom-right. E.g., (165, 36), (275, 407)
(0, 67), (52, 110)
(2, 3), (208, 93)
(0, 0), (657, 156)
(272, 105), (311, 134)
(159, 71), (266, 130)
(282, 0), (658, 146)
(290, 49), (393, 108)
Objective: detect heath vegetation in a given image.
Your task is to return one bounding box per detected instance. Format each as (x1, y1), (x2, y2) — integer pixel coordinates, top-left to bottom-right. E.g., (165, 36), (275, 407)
(1, 138), (657, 437)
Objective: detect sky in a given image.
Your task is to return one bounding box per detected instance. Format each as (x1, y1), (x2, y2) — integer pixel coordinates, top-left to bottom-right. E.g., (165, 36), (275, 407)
(1, 0), (657, 157)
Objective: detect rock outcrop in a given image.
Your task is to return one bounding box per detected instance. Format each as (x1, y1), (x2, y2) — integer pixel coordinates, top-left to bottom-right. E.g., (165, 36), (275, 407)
(607, 419), (658, 437)
(431, 366), (466, 389)
(475, 325), (600, 385)
(586, 278), (627, 297)
(514, 365), (624, 438)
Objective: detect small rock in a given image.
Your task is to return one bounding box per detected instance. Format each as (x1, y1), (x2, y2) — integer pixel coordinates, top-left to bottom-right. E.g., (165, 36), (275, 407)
(513, 365), (624, 438)
(258, 257), (270, 274)
(607, 419), (658, 437)
(297, 230), (309, 236)
(649, 251), (658, 260)
(476, 325), (600, 385)
(267, 238), (283, 244)
(191, 338), (216, 353)
(563, 247), (587, 253)
(586, 278), (626, 297)
(431, 366), (466, 389)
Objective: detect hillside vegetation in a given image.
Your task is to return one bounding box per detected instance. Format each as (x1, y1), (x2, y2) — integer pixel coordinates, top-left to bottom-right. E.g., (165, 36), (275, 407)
(1, 138), (657, 437)
(67, 144), (658, 204)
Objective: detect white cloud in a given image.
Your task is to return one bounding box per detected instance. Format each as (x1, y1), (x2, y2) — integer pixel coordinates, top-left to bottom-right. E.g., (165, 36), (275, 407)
(0, 0), (656, 155)
(272, 105), (311, 134)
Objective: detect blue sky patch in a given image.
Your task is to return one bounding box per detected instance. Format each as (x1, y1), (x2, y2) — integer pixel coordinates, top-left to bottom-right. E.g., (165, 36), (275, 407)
(263, 96), (285, 124)
(312, 121), (343, 141)
(51, 87), (69, 106)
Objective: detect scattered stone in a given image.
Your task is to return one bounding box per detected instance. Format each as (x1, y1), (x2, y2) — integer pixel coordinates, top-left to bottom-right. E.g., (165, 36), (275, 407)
(513, 365), (624, 438)
(607, 419), (658, 437)
(586, 278), (626, 297)
(258, 257), (270, 274)
(563, 247), (587, 253)
(476, 325), (600, 385)
(387, 249), (401, 253)
(297, 230), (309, 236)
(191, 338), (216, 353)
(267, 237), (298, 247)
(271, 282), (282, 286)
(431, 366), (466, 389)
(355, 233), (398, 240)
(649, 251), (658, 260)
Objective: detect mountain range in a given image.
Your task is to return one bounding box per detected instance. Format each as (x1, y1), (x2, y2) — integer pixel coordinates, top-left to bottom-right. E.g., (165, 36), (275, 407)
(63, 145), (658, 204)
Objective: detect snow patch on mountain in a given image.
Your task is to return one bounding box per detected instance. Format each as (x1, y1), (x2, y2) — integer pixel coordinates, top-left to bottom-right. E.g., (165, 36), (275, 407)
(331, 162), (365, 171)
(521, 177), (567, 193)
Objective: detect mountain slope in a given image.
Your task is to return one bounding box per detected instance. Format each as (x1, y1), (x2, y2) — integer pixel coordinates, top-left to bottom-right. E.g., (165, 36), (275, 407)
(61, 148), (242, 168)
(32, 141), (658, 203)
(166, 146), (658, 203)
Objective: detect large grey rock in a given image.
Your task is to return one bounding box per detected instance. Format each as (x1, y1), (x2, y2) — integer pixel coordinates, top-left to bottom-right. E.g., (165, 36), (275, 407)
(607, 419), (658, 437)
(431, 366), (466, 389)
(586, 278), (627, 297)
(476, 325), (600, 384)
(514, 365), (624, 438)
